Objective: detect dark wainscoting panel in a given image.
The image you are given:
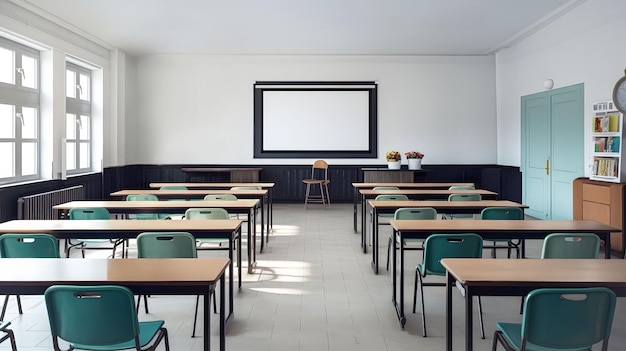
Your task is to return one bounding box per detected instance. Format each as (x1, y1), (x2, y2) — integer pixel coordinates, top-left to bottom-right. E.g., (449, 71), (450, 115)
(102, 164), (521, 204)
(0, 173), (102, 222)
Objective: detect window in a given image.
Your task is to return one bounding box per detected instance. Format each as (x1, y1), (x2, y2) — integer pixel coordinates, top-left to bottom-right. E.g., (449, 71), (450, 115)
(66, 63), (91, 173)
(0, 37), (40, 184)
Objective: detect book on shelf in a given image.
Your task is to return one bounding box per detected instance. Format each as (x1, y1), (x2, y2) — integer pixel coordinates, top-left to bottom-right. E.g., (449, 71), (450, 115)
(593, 157), (618, 177)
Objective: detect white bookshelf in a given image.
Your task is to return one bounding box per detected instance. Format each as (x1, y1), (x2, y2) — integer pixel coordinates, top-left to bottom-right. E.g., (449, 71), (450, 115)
(591, 100), (625, 182)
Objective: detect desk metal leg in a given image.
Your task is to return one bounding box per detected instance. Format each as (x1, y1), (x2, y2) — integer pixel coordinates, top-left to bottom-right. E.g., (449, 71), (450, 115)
(204, 290), (210, 351)
(237, 227), (242, 288)
(392, 229), (406, 328)
(371, 209), (379, 274)
(605, 232), (611, 258)
(220, 273), (226, 351)
(260, 200), (265, 252)
(362, 199), (367, 253)
(353, 188), (358, 232)
(446, 272), (454, 351)
(465, 287), (474, 351)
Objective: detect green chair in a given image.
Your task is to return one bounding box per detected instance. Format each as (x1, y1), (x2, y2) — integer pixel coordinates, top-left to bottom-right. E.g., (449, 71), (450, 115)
(67, 207), (125, 258)
(44, 285), (170, 351)
(203, 194), (238, 201)
(125, 194), (160, 220)
(519, 232), (601, 314)
(385, 207), (437, 271)
(413, 233), (485, 338)
(159, 186), (190, 216)
(184, 208), (231, 250)
(445, 193), (482, 219)
(370, 194), (408, 247)
(0, 233), (59, 321)
(541, 233), (600, 259)
(493, 287), (616, 351)
(480, 207), (524, 259)
(0, 321), (17, 351)
(136, 231), (207, 338)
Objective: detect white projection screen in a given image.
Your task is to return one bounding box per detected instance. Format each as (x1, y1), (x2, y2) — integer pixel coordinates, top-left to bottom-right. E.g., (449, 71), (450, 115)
(253, 82), (378, 158)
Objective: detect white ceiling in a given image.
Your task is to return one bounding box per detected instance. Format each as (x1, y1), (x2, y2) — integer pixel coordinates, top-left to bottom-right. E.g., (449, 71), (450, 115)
(13, 0), (584, 56)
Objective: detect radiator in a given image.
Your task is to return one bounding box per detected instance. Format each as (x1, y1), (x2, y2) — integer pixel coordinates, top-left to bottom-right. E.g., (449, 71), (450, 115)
(17, 185), (85, 219)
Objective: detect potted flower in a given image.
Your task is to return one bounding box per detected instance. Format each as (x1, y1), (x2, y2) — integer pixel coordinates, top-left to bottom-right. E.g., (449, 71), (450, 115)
(405, 151), (424, 170)
(386, 151), (401, 169)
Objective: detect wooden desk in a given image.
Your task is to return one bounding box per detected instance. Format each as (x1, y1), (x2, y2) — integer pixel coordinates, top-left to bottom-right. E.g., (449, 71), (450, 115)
(351, 182), (475, 232)
(0, 218), (242, 313)
(0, 257), (229, 351)
(110, 189), (270, 251)
(390, 220), (618, 329)
(53, 200), (259, 273)
(149, 183), (276, 232)
(367, 200), (528, 273)
(181, 167), (262, 182)
(441, 258), (626, 351)
(359, 189), (497, 235)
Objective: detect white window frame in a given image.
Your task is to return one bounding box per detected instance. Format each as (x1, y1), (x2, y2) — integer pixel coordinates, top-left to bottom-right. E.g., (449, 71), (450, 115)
(66, 62), (92, 174)
(0, 37), (40, 184)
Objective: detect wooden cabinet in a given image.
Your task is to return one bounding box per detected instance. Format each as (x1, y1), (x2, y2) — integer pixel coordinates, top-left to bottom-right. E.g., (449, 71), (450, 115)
(573, 177), (626, 257)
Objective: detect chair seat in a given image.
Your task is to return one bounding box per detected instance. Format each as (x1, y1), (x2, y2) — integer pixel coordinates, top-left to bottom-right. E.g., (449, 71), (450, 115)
(496, 322), (591, 351)
(70, 320), (165, 350)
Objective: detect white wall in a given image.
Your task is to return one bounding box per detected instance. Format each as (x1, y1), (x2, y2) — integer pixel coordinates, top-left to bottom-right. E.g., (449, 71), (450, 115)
(495, 0), (626, 173)
(129, 54), (497, 165)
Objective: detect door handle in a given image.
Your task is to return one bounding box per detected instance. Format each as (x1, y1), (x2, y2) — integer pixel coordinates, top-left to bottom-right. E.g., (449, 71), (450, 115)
(545, 160), (549, 175)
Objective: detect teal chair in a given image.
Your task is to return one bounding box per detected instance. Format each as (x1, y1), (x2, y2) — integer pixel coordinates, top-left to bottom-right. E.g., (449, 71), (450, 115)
(0, 233), (59, 320)
(480, 207), (524, 259)
(519, 232), (601, 314)
(445, 193), (482, 219)
(125, 194), (160, 220)
(413, 233), (485, 338)
(159, 186), (190, 215)
(44, 285), (169, 351)
(493, 287), (616, 351)
(184, 208), (231, 250)
(204, 194), (238, 201)
(0, 321), (16, 351)
(67, 207), (125, 258)
(541, 233), (600, 259)
(136, 231), (207, 338)
(370, 194), (409, 247)
(385, 207), (437, 271)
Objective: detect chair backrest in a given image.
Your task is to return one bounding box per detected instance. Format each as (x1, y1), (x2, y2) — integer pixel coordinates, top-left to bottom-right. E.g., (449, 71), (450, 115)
(0, 233), (60, 258)
(125, 194), (159, 220)
(375, 194), (409, 201)
(204, 194), (238, 201)
(448, 193), (482, 201)
(541, 233), (600, 259)
(422, 234), (483, 276)
(125, 194), (159, 201)
(159, 186), (188, 190)
(373, 186), (400, 190)
(68, 207), (111, 220)
(520, 287), (616, 350)
(394, 207), (437, 220)
(230, 186), (261, 190)
(309, 160), (329, 180)
(448, 185), (475, 190)
(184, 208), (230, 220)
(136, 232), (197, 258)
(44, 285), (140, 348)
(480, 206), (524, 220)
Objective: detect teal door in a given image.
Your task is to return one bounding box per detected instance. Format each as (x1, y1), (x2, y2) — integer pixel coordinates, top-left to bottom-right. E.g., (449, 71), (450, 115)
(521, 84), (584, 220)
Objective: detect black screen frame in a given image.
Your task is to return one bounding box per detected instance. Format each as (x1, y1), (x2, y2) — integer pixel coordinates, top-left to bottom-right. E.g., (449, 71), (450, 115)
(253, 81), (378, 159)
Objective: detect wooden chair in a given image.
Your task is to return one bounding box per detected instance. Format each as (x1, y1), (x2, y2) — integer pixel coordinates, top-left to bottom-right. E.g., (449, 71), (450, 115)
(303, 160), (330, 209)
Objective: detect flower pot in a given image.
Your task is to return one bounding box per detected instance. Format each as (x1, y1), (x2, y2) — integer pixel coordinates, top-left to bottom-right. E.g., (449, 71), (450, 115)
(387, 161), (401, 170)
(408, 158), (422, 170)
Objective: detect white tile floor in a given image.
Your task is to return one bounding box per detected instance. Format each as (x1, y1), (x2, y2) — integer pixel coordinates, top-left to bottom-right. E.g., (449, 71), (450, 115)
(1, 203), (625, 350)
